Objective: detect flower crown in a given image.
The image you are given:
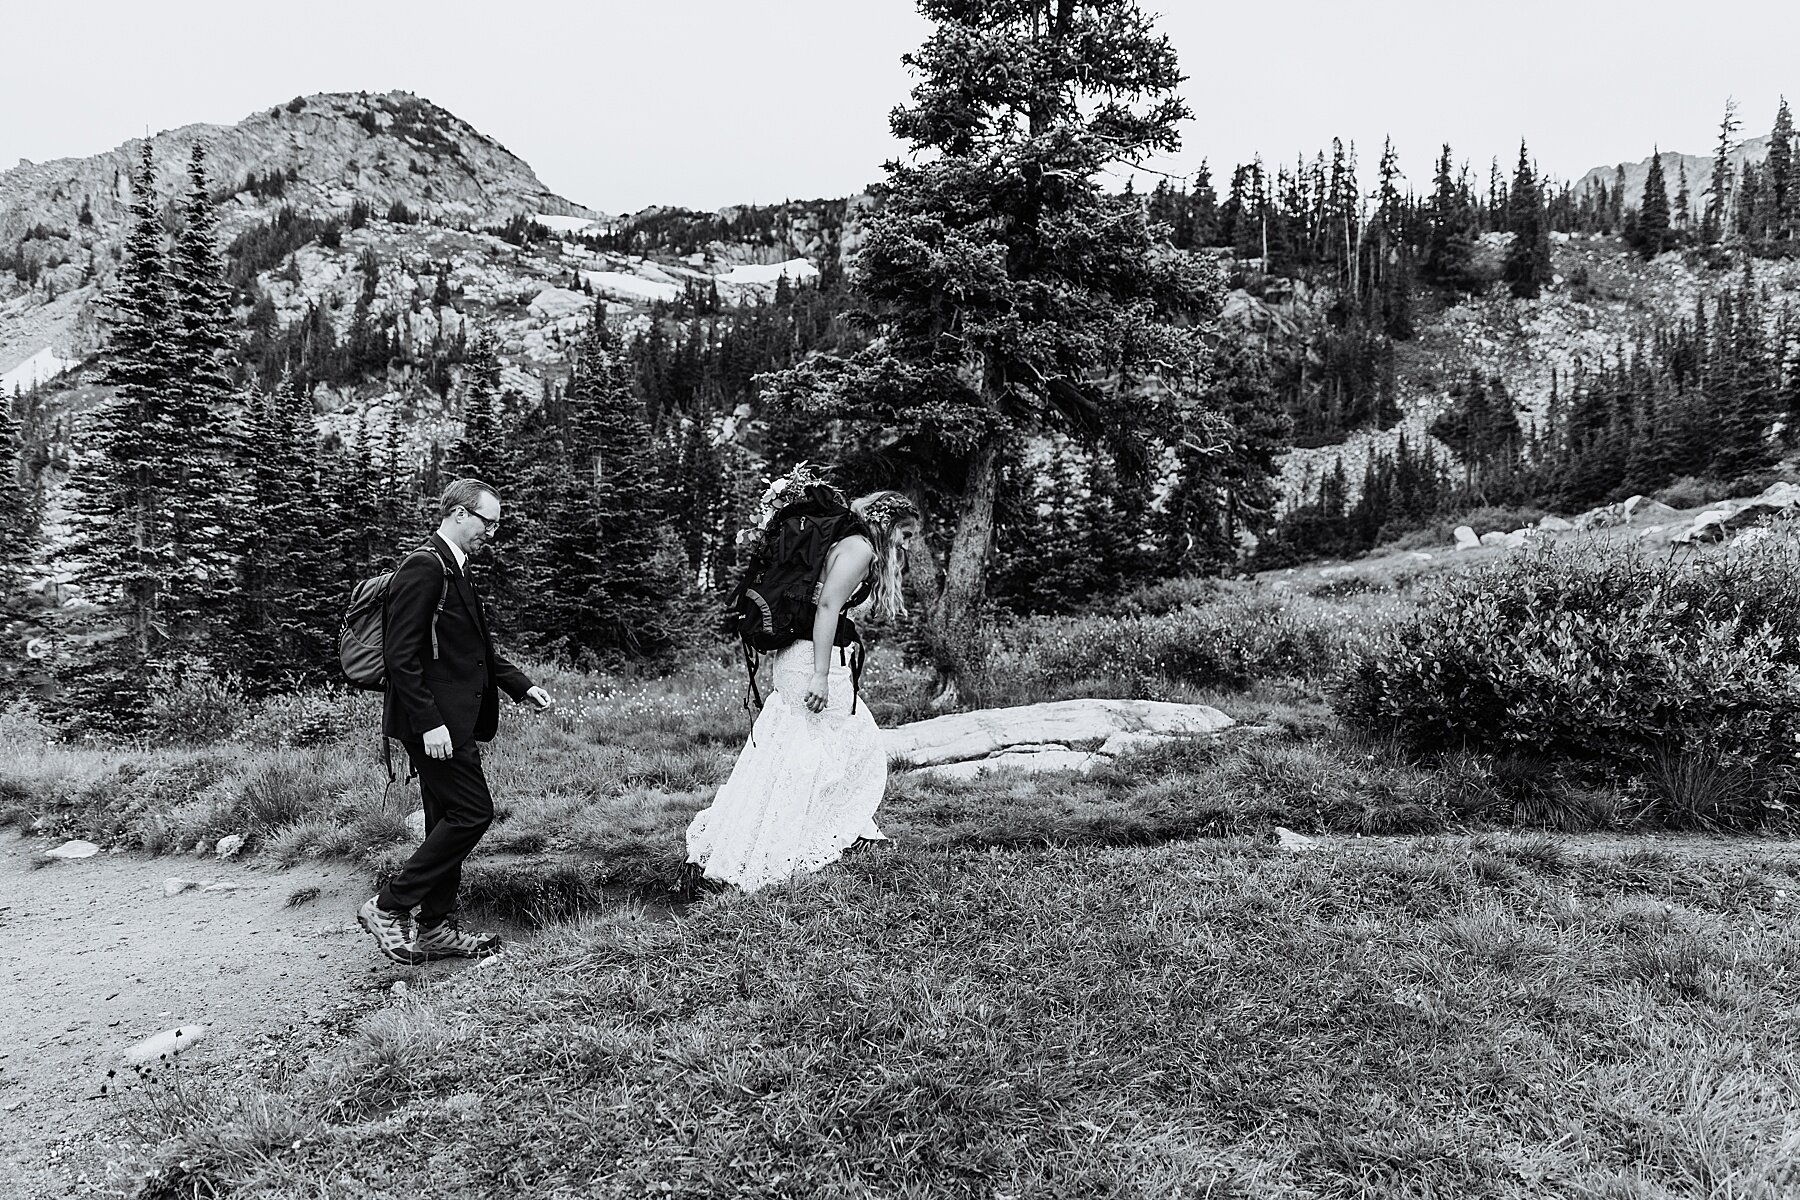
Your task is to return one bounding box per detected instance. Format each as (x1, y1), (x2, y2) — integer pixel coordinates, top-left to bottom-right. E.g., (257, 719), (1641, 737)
(859, 493), (918, 529)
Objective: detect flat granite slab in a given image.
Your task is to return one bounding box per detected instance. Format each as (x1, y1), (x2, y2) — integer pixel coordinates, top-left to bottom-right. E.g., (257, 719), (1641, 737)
(888, 698), (1234, 774)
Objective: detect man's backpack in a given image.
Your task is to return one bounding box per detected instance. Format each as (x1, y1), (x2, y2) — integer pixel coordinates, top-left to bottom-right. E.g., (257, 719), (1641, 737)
(338, 547), (450, 691)
(726, 485), (870, 711)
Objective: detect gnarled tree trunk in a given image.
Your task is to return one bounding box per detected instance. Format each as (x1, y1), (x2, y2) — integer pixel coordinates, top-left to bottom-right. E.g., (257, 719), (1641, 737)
(927, 436), (1000, 708)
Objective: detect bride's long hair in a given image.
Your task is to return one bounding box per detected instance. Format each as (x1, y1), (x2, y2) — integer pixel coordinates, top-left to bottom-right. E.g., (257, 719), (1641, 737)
(850, 490), (922, 622)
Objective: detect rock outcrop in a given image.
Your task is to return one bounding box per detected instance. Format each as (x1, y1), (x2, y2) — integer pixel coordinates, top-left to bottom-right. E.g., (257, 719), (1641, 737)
(890, 698), (1234, 781)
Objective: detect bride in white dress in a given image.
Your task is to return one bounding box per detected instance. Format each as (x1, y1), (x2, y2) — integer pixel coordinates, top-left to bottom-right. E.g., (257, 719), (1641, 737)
(686, 488), (923, 893)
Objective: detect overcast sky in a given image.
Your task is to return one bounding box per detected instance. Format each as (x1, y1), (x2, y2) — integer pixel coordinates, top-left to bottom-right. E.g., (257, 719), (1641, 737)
(3, 1), (1796, 212)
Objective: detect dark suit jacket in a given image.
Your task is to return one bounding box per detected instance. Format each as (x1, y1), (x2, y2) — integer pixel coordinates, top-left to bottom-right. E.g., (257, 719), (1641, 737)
(383, 533), (534, 747)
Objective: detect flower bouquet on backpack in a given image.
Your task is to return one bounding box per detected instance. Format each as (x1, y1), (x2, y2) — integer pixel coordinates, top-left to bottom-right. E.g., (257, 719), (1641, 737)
(738, 462), (847, 546)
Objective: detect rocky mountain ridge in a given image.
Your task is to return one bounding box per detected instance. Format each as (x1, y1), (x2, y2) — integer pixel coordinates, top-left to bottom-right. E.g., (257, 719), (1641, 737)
(0, 90), (596, 248)
(4, 92), (1791, 527)
(1573, 134), (1773, 215)
(0, 93), (856, 443)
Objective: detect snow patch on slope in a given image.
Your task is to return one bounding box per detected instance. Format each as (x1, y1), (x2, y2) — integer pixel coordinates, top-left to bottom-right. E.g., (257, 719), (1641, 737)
(2, 346), (79, 396)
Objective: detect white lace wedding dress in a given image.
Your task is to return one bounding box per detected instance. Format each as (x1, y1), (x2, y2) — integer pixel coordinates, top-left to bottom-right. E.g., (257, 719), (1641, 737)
(685, 640), (888, 892)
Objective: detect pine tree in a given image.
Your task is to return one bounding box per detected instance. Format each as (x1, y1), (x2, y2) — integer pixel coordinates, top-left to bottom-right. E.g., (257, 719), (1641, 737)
(62, 140), (187, 719)
(539, 314), (685, 665)
(1674, 159), (1692, 232)
(447, 331), (504, 480)
(759, 0), (1223, 699)
(1770, 97), (1795, 240)
(1703, 99), (1741, 243)
(325, 416), (390, 600)
(166, 141), (247, 666)
(238, 375), (335, 684)
(1157, 344), (1289, 574)
(1502, 142), (1553, 299)
(1709, 262), (1778, 480)
(0, 387), (29, 603)
(1424, 144), (1475, 288)
(1634, 148), (1672, 258)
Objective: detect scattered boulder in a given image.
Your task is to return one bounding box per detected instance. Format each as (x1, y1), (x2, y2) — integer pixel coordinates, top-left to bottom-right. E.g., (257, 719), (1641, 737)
(888, 699), (1233, 769)
(42, 840), (100, 861)
(214, 834), (245, 860)
(1479, 531), (1508, 547)
(1503, 529), (1531, 549)
(1622, 495), (1680, 523)
(526, 286), (588, 321)
(1453, 526), (1480, 551)
(1668, 485), (1800, 542)
(1576, 494), (1681, 531)
(1537, 515), (1574, 533)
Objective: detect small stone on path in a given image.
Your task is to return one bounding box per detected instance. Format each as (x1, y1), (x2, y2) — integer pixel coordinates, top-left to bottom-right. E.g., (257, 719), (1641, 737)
(1275, 827), (1320, 852)
(123, 1025), (206, 1065)
(43, 840), (100, 860)
(163, 878), (242, 897)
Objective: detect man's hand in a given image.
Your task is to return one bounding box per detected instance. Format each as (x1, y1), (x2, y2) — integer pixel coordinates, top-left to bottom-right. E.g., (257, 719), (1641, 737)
(422, 725), (453, 760)
(802, 672), (829, 714)
(525, 686), (552, 711)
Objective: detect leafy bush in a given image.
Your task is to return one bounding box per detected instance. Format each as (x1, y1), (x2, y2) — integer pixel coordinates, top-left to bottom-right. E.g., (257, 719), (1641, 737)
(1336, 541), (1800, 823)
(147, 672), (249, 745)
(238, 690), (374, 750)
(983, 589), (1402, 701)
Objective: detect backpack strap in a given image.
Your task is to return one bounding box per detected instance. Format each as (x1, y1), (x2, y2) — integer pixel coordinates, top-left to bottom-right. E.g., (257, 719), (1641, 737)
(742, 641), (764, 711)
(838, 639), (867, 715)
(398, 546), (451, 661)
(385, 547), (451, 785)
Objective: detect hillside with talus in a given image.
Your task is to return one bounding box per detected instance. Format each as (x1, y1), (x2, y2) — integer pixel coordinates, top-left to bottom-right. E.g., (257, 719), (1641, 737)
(4, 88), (1797, 575)
(0, 91), (851, 420)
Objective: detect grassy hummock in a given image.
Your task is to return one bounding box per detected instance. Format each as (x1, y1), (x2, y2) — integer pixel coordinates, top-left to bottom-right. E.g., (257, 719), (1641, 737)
(126, 835), (1800, 1198)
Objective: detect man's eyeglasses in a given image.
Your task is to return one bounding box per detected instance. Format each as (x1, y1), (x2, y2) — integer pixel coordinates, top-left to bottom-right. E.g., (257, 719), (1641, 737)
(462, 507), (501, 532)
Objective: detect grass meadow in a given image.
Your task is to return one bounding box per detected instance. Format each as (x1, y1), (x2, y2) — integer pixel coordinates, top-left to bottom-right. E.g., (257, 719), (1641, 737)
(8, 540), (1800, 1197)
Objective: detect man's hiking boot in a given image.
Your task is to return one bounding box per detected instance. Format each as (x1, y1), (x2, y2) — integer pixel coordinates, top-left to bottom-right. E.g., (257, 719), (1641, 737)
(414, 917), (501, 960)
(358, 897), (424, 965)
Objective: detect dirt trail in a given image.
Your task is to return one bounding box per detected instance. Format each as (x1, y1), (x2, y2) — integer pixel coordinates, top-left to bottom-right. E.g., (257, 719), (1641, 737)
(0, 838), (496, 1200)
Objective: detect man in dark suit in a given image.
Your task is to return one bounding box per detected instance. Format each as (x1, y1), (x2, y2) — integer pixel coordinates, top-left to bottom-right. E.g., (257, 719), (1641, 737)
(358, 478), (552, 964)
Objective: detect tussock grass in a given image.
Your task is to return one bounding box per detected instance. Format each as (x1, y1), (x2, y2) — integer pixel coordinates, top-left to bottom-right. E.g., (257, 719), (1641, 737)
(130, 838), (1800, 1198)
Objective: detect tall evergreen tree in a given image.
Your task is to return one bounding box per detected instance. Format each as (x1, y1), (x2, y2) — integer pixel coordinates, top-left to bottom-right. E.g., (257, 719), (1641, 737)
(538, 314), (685, 665)
(1770, 97), (1795, 239)
(238, 375), (335, 684)
(167, 141), (247, 665)
(1424, 144), (1475, 288)
(0, 388), (29, 605)
(1501, 142), (1553, 299)
(62, 140), (188, 718)
(447, 331), (504, 480)
(1156, 343), (1289, 575)
(760, 0), (1224, 699)
(1703, 99), (1741, 243)
(1634, 148), (1672, 257)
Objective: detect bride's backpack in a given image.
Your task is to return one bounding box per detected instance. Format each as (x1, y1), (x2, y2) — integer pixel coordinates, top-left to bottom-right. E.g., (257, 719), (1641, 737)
(726, 484), (870, 712)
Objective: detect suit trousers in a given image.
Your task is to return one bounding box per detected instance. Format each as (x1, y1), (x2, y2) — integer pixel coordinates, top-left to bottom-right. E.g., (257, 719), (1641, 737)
(376, 741), (493, 925)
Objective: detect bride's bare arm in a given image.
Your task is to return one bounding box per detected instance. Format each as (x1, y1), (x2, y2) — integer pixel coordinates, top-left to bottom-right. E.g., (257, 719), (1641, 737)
(805, 537), (875, 710)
